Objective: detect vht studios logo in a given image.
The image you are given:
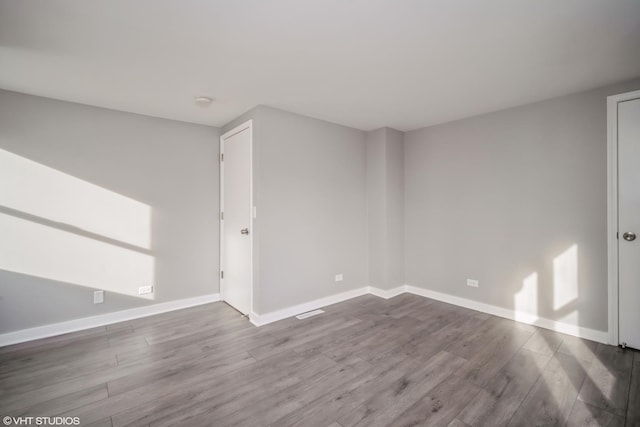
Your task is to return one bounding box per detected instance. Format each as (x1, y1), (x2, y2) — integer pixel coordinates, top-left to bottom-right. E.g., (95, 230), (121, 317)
(3, 417), (80, 426)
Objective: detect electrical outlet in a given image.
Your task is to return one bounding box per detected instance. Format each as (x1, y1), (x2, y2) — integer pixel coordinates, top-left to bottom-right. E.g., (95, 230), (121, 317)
(335, 274), (344, 282)
(467, 279), (479, 288)
(138, 285), (153, 295)
(93, 290), (104, 304)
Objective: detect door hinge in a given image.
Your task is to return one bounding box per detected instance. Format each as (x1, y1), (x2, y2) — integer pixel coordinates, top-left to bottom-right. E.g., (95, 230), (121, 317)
(221, 270), (224, 279)
(220, 153), (224, 162)
(617, 232), (619, 239)
(221, 211), (224, 220)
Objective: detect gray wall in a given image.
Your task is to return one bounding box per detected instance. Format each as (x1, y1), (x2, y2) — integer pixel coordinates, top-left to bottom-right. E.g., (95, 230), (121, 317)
(366, 128), (405, 290)
(405, 78), (640, 332)
(6, 76), (639, 333)
(385, 128), (405, 289)
(256, 106), (368, 313)
(223, 106), (368, 314)
(0, 90), (220, 333)
(366, 129), (386, 289)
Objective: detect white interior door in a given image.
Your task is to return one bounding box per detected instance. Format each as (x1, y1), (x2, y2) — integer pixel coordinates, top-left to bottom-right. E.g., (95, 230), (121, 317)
(618, 97), (640, 349)
(220, 121), (252, 315)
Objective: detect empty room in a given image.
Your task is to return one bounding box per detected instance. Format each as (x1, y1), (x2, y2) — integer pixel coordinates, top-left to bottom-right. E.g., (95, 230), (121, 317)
(1, 1), (639, 426)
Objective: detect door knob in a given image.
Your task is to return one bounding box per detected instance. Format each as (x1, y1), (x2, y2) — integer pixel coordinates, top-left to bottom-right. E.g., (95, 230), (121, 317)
(240, 228), (249, 235)
(623, 231), (636, 241)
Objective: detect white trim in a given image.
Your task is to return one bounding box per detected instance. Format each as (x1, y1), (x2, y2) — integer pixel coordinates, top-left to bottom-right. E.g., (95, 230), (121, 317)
(4, 284), (610, 346)
(295, 309), (325, 320)
(367, 285), (405, 299)
(404, 285), (608, 344)
(0, 294), (220, 347)
(249, 287), (370, 326)
(219, 120), (254, 316)
(249, 284), (607, 343)
(607, 89), (640, 346)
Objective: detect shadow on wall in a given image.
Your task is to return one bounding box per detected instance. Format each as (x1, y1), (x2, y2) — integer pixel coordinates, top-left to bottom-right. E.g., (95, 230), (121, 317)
(0, 148), (155, 301)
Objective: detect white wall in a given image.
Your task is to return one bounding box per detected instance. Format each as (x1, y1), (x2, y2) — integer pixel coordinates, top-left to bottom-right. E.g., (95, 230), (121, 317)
(404, 78), (640, 333)
(0, 90), (220, 333)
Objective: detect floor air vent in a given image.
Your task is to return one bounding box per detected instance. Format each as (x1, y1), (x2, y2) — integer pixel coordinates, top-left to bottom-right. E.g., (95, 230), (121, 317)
(296, 309), (325, 320)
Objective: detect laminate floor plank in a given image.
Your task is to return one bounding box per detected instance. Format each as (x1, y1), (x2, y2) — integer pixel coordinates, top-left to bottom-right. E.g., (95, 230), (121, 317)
(457, 348), (550, 427)
(291, 319), (376, 355)
(627, 357), (640, 426)
(0, 335), (115, 373)
(0, 360), (150, 414)
(578, 344), (634, 417)
(118, 351), (336, 427)
(0, 353), (118, 395)
(84, 417), (113, 427)
(507, 351), (588, 426)
(66, 350), (260, 425)
(447, 316), (533, 361)
(454, 325), (533, 387)
(557, 334), (598, 365)
(405, 302), (472, 336)
(448, 419), (471, 427)
(272, 362), (405, 427)
(567, 400), (624, 427)
(197, 356), (373, 427)
(14, 384), (109, 418)
(372, 314), (484, 375)
(0, 326), (110, 359)
(106, 350), (256, 396)
(388, 374), (482, 427)
(246, 317), (363, 361)
(522, 328), (564, 357)
(142, 354), (348, 427)
(1, 296), (638, 426)
(321, 322), (408, 363)
(339, 351), (467, 427)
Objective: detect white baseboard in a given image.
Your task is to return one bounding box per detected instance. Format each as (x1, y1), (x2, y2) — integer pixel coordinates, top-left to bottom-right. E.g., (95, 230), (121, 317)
(2, 282), (609, 347)
(249, 287), (370, 326)
(248, 285), (405, 326)
(249, 284), (608, 344)
(404, 285), (608, 344)
(249, 285), (407, 327)
(0, 293), (221, 347)
(367, 285), (406, 299)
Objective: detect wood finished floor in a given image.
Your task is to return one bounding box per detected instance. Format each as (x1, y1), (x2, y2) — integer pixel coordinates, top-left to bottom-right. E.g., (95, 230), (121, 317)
(0, 294), (638, 427)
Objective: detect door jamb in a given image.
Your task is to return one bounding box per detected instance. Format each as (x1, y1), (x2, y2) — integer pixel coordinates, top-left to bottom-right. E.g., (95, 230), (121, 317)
(607, 90), (640, 346)
(219, 120), (254, 315)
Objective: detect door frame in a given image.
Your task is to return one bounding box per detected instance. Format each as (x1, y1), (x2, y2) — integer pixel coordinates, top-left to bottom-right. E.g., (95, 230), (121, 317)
(219, 119), (254, 315)
(607, 89), (640, 346)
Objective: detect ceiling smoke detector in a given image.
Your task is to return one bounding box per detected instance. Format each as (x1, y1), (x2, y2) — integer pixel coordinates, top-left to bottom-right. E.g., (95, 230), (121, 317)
(194, 96), (213, 106)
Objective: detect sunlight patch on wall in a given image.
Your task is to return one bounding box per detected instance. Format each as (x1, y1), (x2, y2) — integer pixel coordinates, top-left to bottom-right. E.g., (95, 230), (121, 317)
(0, 149), (151, 249)
(0, 213), (154, 299)
(553, 244), (578, 312)
(514, 272), (538, 323)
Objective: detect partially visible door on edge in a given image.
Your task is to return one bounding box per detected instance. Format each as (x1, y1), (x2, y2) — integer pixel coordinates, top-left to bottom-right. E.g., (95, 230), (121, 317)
(618, 97), (640, 350)
(221, 123), (252, 315)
